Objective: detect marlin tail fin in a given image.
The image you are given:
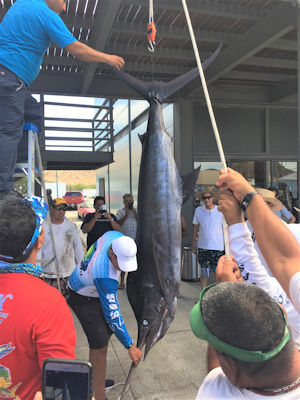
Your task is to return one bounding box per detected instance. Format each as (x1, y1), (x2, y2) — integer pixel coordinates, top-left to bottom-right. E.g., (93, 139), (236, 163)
(113, 44), (222, 103)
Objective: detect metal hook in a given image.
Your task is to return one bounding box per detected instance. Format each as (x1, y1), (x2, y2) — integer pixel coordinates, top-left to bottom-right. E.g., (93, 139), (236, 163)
(148, 41), (155, 52)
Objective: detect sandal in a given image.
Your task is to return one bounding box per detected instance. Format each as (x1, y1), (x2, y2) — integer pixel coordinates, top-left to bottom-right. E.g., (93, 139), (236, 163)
(118, 283), (125, 289)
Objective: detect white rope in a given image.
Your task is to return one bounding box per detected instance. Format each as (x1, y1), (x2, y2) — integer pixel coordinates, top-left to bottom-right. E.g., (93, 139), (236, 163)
(181, 0), (230, 255)
(149, 0), (153, 22)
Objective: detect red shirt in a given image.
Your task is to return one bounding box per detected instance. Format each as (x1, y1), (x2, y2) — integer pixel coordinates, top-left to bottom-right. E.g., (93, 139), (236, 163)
(0, 273), (76, 400)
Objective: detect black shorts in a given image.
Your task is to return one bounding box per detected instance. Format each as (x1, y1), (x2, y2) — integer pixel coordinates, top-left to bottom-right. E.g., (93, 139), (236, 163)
(66, 289), (112, 349)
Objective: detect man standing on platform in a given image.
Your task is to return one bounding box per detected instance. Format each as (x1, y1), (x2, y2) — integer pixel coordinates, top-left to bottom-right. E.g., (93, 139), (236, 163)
(116, 193), (138, 289)
(0, 0), (124, 195)
(192, 187), (224, 289)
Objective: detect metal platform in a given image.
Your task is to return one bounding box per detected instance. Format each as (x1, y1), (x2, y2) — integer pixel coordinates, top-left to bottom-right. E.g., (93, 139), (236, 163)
(41, 150), (114, 170)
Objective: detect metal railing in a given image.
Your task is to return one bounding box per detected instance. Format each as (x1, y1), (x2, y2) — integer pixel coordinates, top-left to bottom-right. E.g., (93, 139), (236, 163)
(40, 95), (115, 153)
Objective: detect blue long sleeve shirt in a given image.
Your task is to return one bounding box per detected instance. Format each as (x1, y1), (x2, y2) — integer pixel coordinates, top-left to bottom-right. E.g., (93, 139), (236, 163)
(68, 231), (132, 348)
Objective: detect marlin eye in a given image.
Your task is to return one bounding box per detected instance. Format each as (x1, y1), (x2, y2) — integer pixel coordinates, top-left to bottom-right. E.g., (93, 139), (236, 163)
(143, 320), (149, 326)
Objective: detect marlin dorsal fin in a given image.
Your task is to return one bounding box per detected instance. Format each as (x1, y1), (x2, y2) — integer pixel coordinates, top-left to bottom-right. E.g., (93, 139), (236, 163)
(181, 166), (201, 204)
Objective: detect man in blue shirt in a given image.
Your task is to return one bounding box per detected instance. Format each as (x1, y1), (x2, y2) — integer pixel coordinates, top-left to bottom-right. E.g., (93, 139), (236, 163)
(67, 230), (142, 400)
(0, 0), (124, 194)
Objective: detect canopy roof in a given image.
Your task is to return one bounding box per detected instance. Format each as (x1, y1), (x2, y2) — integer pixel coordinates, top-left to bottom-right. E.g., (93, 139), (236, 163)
(1, 0), (298, 105)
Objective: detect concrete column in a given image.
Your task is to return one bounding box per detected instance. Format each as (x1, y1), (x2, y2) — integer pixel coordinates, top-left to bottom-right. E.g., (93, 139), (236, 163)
(174, 98), (195, 246)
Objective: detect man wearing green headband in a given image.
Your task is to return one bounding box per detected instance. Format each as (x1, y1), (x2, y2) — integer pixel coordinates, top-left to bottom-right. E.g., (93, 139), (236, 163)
(190, 282), (300, 398)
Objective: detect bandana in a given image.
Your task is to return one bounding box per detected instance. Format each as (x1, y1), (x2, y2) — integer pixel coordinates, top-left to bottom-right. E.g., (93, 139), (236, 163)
(0, 261), (43, 278)
(0, 196), (48, 260)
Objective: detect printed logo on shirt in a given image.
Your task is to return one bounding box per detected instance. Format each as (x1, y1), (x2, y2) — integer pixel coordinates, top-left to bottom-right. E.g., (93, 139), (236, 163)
(0, 343), (22, 399)
(106, 293), (123, 327)
(0, 295), (13, 324)
(238, 264), (291, 307)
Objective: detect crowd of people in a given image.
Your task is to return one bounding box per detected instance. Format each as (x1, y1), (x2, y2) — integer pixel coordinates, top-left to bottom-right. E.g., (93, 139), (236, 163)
(1, 168), (299, 400)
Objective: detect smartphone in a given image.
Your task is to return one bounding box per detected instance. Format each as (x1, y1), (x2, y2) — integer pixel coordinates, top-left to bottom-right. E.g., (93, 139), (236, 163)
(99, 204), (107, 214)
(128, 201), (133, 209)
(42, 358), (93, 400)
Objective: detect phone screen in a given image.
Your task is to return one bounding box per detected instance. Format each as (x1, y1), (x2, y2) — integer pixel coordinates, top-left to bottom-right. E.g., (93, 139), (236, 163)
(43, 360), (91, 400)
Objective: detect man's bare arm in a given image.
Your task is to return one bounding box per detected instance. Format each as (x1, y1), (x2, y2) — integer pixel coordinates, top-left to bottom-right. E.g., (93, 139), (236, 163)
(81, 216), (98, 234)
(192, 224), (199, 253)
(65, 41), (124, 70)
(217, 168), (300, 297)
(109, 217), (121, 232)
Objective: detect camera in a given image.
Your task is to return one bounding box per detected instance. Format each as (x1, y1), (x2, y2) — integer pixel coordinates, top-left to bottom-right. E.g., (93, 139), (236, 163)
(128, 201), (133, 209)
(98, 204), (107, 214)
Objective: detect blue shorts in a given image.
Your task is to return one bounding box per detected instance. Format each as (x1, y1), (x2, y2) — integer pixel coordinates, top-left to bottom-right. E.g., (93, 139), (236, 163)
(198, 248), (225, 278)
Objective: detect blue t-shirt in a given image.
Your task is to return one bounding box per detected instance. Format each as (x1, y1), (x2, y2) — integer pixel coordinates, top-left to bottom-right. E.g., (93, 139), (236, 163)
(0, 0), (76, 85)
(274, 205), (293, 221)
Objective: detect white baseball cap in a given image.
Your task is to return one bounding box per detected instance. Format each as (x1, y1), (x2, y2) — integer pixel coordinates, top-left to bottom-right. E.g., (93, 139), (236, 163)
(112, 236), (138, 272)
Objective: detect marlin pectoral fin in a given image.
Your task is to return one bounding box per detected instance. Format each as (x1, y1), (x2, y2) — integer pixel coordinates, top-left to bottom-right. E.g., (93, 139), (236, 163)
(151, 238), (169, 293)
(181, 166), (201, 204)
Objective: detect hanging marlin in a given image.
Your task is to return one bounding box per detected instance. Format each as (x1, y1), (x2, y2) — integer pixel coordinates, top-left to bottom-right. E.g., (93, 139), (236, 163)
(113, 45), (221, 397)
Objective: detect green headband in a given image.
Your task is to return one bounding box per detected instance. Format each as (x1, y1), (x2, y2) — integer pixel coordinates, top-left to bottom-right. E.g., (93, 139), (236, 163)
(190, 283), (290, 363)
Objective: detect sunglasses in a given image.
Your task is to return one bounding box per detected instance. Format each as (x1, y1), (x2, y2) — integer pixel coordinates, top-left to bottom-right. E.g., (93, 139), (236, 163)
(55, 207), (67, 211)
(202, 196), (212, 200)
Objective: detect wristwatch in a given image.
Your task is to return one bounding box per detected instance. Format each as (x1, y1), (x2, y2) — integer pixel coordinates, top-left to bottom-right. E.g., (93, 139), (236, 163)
(241, 191), (258, 212)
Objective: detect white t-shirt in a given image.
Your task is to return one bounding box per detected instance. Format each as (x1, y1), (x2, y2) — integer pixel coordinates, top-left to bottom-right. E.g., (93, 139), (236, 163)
(38, 218), (84, 278)
(229, 222), (300, 341)
(196, 367), (300, 399)
(192, 206), (224, 251)
(246, 221), (300, 277)
(290, 272), (300, 315)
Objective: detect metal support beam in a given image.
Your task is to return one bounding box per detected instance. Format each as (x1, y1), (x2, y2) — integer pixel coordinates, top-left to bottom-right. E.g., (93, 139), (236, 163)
(105, 43), (208, 61)
(268, 38), (297, 51)
(122, 61), (191, 75)
(80, 0), (123, 95)
(269, 78), (297, 102)
(44, 55), (83, 68)
(122, 0), (266, 21)
(113, 21), (238, 44)
(45, 46), (297, 74)
(123, 62), (296, 80)
(62, 14), (94, 30)
(31, 71), (145, 98)
(244, 56), (297, 69)
(186, 4), (296, 97)
(224, 70), (296, 82)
